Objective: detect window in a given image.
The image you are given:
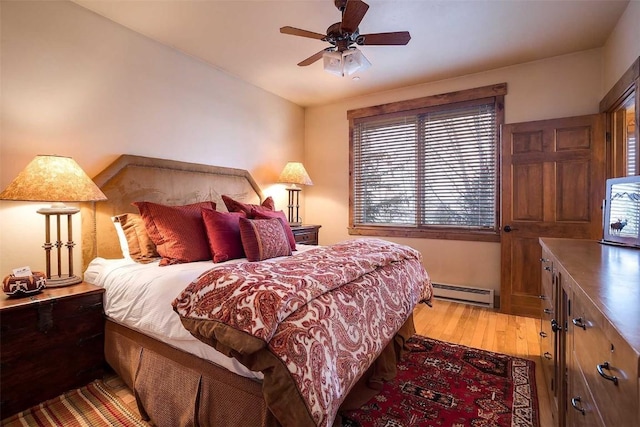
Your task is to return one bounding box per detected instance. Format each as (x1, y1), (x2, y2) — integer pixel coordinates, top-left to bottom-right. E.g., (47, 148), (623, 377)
(348, 84), (506, 242)
(601, 56), (639, 178)
(621, 93), (637, 176)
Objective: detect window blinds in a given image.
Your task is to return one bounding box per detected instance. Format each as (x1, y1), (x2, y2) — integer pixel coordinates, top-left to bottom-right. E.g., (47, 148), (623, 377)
(352, 100), (497, 229)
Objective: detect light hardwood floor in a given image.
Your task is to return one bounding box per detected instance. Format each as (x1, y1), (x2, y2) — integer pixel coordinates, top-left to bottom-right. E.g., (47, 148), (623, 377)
(103, 299), (551, 426)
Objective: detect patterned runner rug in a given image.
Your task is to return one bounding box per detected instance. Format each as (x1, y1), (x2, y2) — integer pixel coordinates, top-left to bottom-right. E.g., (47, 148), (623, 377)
(1, 380), (148, 427)
(341, 335), (539, 427)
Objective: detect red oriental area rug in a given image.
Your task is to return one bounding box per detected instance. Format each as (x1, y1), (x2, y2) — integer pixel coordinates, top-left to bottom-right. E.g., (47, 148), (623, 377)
(341, 335), (539, 427)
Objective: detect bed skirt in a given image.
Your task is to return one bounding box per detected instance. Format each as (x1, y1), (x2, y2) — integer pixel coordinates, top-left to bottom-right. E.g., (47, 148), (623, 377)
(104, 320), (280, 427)
(105, 316), (416, 427)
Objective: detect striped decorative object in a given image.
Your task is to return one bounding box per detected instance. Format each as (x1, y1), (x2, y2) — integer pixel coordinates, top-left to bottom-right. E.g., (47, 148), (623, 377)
(1, 381), (148, 427)
(238, 217), (292, 261)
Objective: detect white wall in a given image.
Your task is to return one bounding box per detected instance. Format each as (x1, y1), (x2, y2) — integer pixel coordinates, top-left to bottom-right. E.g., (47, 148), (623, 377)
(602, 0), (640, 95)
(0, 1), (305, 276)
(2, 1), (638, 292)
(304, 50), (604, 293)
(304, 0), (640, 294)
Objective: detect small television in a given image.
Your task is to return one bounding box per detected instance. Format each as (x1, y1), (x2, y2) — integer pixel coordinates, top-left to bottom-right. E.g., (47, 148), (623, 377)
(602, 175), (640, 247)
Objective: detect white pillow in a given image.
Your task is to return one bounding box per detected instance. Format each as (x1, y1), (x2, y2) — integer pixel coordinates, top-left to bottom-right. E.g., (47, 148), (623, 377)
(111, 216), (132, 259)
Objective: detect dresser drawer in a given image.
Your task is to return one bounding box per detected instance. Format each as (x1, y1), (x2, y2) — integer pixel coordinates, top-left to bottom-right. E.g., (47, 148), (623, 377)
(0, 292), (103, 333)
(0, 344), (104, 418)
(291, 225), (320, 245)
(567, 355), (605, 427)
(1, 335), (104, 388)
(572, 290), (639, 427)
(0, 285), (105, 417)
(295, 230), (317, 244)
(0, 293), (104, 361)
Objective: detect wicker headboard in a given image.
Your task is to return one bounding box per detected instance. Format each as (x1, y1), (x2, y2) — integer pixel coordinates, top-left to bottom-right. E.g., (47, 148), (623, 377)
(81, 155), (263, 269)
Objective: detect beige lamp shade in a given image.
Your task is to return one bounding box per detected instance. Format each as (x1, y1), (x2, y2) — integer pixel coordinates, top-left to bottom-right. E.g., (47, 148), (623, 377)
(0, 155), (107, 202)
(0, 155), (106, 288)
(278, 162), (313, 186)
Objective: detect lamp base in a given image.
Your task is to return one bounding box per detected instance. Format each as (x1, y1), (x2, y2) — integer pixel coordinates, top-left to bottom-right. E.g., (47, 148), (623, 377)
(45, 274), (83, 288)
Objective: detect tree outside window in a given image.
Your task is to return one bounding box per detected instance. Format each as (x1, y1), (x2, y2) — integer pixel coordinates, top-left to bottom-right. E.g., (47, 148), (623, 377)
(348, 84), (506, 242)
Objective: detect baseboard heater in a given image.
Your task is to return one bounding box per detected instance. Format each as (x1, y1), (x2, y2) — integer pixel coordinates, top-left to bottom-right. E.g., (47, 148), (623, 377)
(431, 283), (495, 308)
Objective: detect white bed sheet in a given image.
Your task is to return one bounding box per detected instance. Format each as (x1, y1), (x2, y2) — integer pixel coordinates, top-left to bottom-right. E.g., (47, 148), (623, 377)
(84, 245), (318, 380)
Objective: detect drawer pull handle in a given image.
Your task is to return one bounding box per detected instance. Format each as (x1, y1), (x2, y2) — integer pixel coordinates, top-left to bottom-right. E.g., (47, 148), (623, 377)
(539, 258), (549, 263)
(544, 266), (551, 271)
(539, 331), (547, 338)
(596, 362), (618, 385)
(37, 304), (54, 333)
(538, 295), (546, 300)
(570, 397), (586, 415)
(543, 352), (552, 360)
(572, 317), (586, 330)
(543, 308), (553, 315)
(79, 302), (103, 312)
(77, 332), (103, 346)
(551, 319), (561, 333)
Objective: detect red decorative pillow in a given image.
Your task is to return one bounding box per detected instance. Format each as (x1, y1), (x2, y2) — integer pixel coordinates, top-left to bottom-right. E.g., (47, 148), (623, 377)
(202, 208), (246, 263)
(239, 218), (292, 262)
(133, 201), (215, 265)
(222, 195), (275, 216)
(250, 208), (296, 251)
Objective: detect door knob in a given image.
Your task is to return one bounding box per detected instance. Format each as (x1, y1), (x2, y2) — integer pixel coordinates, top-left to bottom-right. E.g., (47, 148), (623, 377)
(503, 225), (517, 232)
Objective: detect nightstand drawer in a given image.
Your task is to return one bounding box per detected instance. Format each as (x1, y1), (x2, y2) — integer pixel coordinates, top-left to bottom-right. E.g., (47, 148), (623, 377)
(0, 283), (105, 417)
(1, 293), (103, 359)
(291, 225), (321, 245)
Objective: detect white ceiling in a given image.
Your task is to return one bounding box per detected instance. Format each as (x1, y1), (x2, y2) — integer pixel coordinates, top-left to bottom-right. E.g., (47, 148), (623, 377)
(73, 0), (630, 107)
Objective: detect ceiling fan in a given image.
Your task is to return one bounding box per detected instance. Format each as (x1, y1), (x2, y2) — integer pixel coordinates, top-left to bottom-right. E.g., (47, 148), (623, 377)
(280, 0), (411, 76)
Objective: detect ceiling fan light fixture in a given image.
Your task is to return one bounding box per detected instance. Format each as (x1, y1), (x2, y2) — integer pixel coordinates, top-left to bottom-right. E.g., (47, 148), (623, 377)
(343, 48), (370, 76)
(322, 51), (344, 76)
(282, 1), (410, 72)
(322, 48), (370, 77)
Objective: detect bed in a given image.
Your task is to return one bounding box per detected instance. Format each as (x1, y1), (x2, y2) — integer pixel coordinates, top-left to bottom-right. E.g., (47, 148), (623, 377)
(80, 155), (432, 427)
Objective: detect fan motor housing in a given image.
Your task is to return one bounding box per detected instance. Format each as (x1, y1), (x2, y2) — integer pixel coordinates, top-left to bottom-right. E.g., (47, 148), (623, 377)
(326, 22), (359, 49)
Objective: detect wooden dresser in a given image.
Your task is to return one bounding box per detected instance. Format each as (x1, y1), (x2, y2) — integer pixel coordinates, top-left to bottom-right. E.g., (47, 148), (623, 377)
(0, 283), (105, 418)
(539, 238), (640, 427)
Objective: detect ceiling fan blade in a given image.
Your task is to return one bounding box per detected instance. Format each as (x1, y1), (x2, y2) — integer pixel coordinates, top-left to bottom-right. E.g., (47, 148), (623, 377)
(297, 50), (327, 67)
(280, 26), (326, 40)
(358, 31), (411, 45)
(340, 0), (369, 33)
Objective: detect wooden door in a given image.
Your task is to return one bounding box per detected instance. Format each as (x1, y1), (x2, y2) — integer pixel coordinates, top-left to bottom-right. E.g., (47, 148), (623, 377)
(501, 114), (605, 317)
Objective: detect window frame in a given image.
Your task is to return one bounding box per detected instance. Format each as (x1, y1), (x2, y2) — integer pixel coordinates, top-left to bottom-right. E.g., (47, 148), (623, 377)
(600, 56), (639, 178)
(348, 83), (506, 242)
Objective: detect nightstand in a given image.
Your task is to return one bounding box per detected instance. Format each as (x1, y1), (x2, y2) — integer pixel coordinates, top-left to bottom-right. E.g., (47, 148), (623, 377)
(290, 224), (321, 245)
(0, 282), (105, 417)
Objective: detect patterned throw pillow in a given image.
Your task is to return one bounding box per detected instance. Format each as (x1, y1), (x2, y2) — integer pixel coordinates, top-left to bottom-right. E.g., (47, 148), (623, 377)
(221, 195), (275, 216)
(133, 201), (215, 265)
(250, 208), (297, 251)
(112, 213), (160, 263)
(239, 217), (292, 262)
(202, 208), (246, 263)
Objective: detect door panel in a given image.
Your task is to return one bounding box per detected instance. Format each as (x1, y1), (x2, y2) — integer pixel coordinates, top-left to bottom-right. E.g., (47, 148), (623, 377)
(513, 163), (544, 220)
(501, 114), (605, 317)
(556, 125), (592, 150)
(556, 160), (591, 221)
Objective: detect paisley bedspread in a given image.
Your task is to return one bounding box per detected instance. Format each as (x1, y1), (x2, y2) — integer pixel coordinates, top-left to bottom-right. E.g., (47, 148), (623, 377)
(172, 238), (432, 427)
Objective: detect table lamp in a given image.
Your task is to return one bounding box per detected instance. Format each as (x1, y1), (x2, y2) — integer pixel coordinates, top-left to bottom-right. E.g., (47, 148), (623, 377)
(0, 155), (107, 287)
(278, 162), (313, 226)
